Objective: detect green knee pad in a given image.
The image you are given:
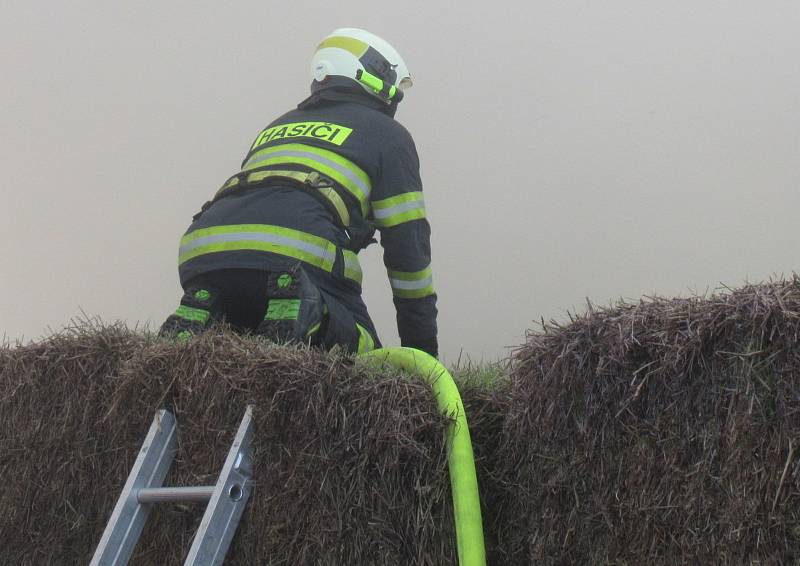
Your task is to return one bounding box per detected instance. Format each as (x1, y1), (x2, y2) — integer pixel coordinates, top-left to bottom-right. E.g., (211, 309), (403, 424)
(257, 266), (325, 345)
(159, 286), (219, 339)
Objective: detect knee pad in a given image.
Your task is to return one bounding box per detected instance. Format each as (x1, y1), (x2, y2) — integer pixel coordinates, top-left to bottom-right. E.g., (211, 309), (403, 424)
(256, 265), (326, 345)
(159, 285), (221, 340)
(354, 323), (376, 353)
(312, 292), (379, 354)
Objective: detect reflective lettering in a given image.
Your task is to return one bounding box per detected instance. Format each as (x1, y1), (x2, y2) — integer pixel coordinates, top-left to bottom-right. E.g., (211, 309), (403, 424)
(311, 125), (333, 138)
(253, 130), (269, 148)
(250, 122), (353, 149)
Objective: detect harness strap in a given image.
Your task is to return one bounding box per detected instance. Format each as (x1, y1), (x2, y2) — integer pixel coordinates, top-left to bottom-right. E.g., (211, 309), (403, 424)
(215, 169), (352, 228)
(212, 168), (376, 253)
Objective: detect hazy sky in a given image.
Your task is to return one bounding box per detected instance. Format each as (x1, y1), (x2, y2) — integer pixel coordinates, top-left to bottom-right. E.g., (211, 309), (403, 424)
(2, 1), (799, 362)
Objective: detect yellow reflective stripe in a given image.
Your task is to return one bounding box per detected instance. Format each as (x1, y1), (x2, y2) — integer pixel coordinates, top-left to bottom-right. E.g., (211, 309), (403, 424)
(372, 191), (426, 228)
(220, 175), (240, 192)
(342, 250), (363, 285)
(251, 122), (354, 149)
(388, 265), (433, 281)
(388, 266), (435, 299)
(375, 208), (425, 228)
(372, 191), (424, 210)
(180, 241), (333, 271)
(246, 154), (366, 211)
(391, 284), (436, 299)
(247, 143), (371, 199)
(244, 143), (371, 215)
(245, 143), (371, 188)
(356, 323), (376, 353)
(181, 223), (332, 248)
(179, 224), (337, 272)
(317, 36), (369, 58)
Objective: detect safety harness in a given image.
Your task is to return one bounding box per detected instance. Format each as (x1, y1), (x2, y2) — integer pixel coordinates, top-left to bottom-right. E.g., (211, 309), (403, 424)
(194, 167), (377, 253)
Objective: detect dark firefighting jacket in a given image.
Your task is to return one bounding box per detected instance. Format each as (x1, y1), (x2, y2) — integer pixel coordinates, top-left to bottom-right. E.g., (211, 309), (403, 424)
(178, 93), (437, 349)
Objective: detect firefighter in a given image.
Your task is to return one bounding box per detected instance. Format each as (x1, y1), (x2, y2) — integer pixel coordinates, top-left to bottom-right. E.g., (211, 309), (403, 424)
(159, 28), (438, 357)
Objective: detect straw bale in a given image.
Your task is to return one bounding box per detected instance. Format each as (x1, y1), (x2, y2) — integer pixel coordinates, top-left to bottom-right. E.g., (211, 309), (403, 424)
(0, 322), (468, 565)
(495, 277), (800, 564)
(8, 278), (797, 565)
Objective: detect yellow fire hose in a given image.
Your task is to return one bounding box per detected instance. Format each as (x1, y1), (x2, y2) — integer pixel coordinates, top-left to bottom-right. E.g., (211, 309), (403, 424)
(360, 347), (486, 566)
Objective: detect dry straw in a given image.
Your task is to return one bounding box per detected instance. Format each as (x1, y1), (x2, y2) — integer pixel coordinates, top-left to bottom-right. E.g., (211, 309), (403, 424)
(4, 277), (800, 564)
(494, 276), (800, 564)
(0, 323), (466, 565)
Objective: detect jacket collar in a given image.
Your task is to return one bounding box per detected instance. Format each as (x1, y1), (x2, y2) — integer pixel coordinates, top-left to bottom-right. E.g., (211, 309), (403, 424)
(298, 80), (399, 118)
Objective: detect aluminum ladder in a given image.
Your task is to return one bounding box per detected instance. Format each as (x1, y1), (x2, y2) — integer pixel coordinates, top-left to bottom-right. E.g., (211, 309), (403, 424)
(90, 405), (254, 566)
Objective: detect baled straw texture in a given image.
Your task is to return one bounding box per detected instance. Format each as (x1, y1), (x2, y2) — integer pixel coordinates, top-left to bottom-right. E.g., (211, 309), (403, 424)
(7, 278), (798, 565)
(494, 277), (800, 564)
(0, 323), (461, 565)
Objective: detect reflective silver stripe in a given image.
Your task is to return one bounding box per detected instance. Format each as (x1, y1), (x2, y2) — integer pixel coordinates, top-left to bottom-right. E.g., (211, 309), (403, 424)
(373, 199), (425, 221)
(390, 274), (434, 290)
(179, 232), (335, 264)
(245, 149), (371, 201)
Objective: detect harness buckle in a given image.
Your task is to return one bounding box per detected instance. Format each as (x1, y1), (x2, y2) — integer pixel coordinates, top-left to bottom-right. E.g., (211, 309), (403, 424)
(236, 171), (250, 188)
(305, 171), (334, 189)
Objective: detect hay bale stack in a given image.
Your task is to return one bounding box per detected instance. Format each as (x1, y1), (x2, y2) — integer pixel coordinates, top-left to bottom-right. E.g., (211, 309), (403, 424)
(0, 324), (471, 565)
(496, 277), (800, 564)
(7, 278), (799, 565)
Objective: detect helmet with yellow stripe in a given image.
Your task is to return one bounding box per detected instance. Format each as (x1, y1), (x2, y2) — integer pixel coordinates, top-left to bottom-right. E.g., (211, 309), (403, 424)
(310, 28), (413, 104)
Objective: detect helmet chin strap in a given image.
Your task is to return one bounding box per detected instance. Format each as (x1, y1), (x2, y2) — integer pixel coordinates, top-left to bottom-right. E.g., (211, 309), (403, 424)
(355, 69), (404, 103)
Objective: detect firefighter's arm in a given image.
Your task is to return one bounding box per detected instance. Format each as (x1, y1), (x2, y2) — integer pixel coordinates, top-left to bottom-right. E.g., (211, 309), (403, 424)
(371, 131), (438, 357)
(378, 221), (438, 357)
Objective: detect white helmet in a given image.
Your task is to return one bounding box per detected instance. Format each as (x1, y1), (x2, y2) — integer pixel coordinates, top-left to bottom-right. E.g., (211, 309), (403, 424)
(310, 28), (413, 103)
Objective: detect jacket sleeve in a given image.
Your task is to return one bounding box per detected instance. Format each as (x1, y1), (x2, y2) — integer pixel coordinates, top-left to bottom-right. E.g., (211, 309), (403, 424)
(370, 128), (438, 357)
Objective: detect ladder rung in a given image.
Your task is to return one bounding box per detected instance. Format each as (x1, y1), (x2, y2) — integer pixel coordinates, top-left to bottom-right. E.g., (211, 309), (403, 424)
(90, 406), (254, 566)
(137, 486), (215, 504)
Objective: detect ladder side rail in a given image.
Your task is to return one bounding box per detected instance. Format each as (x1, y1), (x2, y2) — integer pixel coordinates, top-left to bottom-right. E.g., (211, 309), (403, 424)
(90, 409), (178, 566)
(184, 405), (255, 566)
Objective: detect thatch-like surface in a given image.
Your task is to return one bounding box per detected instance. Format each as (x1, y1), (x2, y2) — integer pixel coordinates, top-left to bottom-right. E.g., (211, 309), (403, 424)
(6, 278), (800, 564)
(0, 324), (472, 565)
(496, 277), (800, 564)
